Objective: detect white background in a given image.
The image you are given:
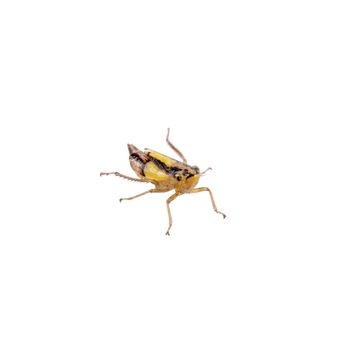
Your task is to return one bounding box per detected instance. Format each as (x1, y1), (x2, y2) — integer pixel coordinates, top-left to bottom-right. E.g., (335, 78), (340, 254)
(1, 1), (349, 349)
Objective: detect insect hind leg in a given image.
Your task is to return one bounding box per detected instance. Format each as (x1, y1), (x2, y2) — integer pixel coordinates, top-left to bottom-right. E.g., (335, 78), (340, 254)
(100, 171), (148, 183)
(166, 128), (187, 163)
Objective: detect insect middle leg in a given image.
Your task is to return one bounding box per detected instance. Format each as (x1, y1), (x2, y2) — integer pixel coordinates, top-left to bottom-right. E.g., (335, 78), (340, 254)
(166, 128), (187, 163)
(119, 188), (166, 202)
(190, 187), (226, 218)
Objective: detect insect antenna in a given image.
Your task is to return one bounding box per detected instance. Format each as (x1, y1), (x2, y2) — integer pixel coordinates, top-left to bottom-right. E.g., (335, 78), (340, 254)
(199, 167), (212, 176)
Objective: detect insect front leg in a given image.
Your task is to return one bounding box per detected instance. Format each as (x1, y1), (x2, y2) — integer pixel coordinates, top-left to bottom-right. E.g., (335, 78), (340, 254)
(166, 128), (187, 163)
(165, 192), (180, 236)
(190, 187), (226, 219)
(120, 188), (165, 202)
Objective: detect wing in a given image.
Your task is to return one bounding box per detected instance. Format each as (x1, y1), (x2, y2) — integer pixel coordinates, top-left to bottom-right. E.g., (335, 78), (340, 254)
(144, 149), (187, 169)
(128, 146), (178, 185)
(143, 161), (171, 182)
(144, 149), (188, 186)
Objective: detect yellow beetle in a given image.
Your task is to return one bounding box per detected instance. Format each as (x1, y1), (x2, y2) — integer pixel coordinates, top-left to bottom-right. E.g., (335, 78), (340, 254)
(100, 129), (226, 235)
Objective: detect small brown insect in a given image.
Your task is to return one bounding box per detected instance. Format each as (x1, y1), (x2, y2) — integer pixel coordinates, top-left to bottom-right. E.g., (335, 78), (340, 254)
(100, 129), (226, 235)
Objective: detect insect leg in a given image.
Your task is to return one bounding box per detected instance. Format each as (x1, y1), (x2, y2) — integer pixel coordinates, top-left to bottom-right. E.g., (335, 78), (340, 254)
(190, 187), (226, 219)
(120, 188), (165, 202)
(166, 128), (187, 163)
(100, 171), (148, 183)
(165, 192), (179, 235)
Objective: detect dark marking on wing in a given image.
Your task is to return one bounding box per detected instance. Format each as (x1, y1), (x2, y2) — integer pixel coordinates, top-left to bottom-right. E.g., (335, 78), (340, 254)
(149, 156), (185, 176)
(170, 166), (182, 174)
(150, 157), (168, 173)
(131, 153), (147, 165)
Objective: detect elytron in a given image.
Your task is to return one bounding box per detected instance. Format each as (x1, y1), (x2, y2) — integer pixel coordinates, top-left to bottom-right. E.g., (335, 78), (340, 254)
(100, 129), (226, 235)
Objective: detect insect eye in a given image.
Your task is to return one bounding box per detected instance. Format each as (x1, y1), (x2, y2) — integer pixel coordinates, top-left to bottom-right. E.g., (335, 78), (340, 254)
(192, 166), (200, 174)
(175, 173), (182, 181)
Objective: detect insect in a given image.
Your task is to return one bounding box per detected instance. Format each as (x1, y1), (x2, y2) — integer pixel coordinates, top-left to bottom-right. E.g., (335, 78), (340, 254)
(100, 129), (226, 235)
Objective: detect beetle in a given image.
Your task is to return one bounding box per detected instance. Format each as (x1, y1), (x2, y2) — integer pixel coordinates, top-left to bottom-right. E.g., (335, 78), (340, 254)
(100, 128), (226, 235)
